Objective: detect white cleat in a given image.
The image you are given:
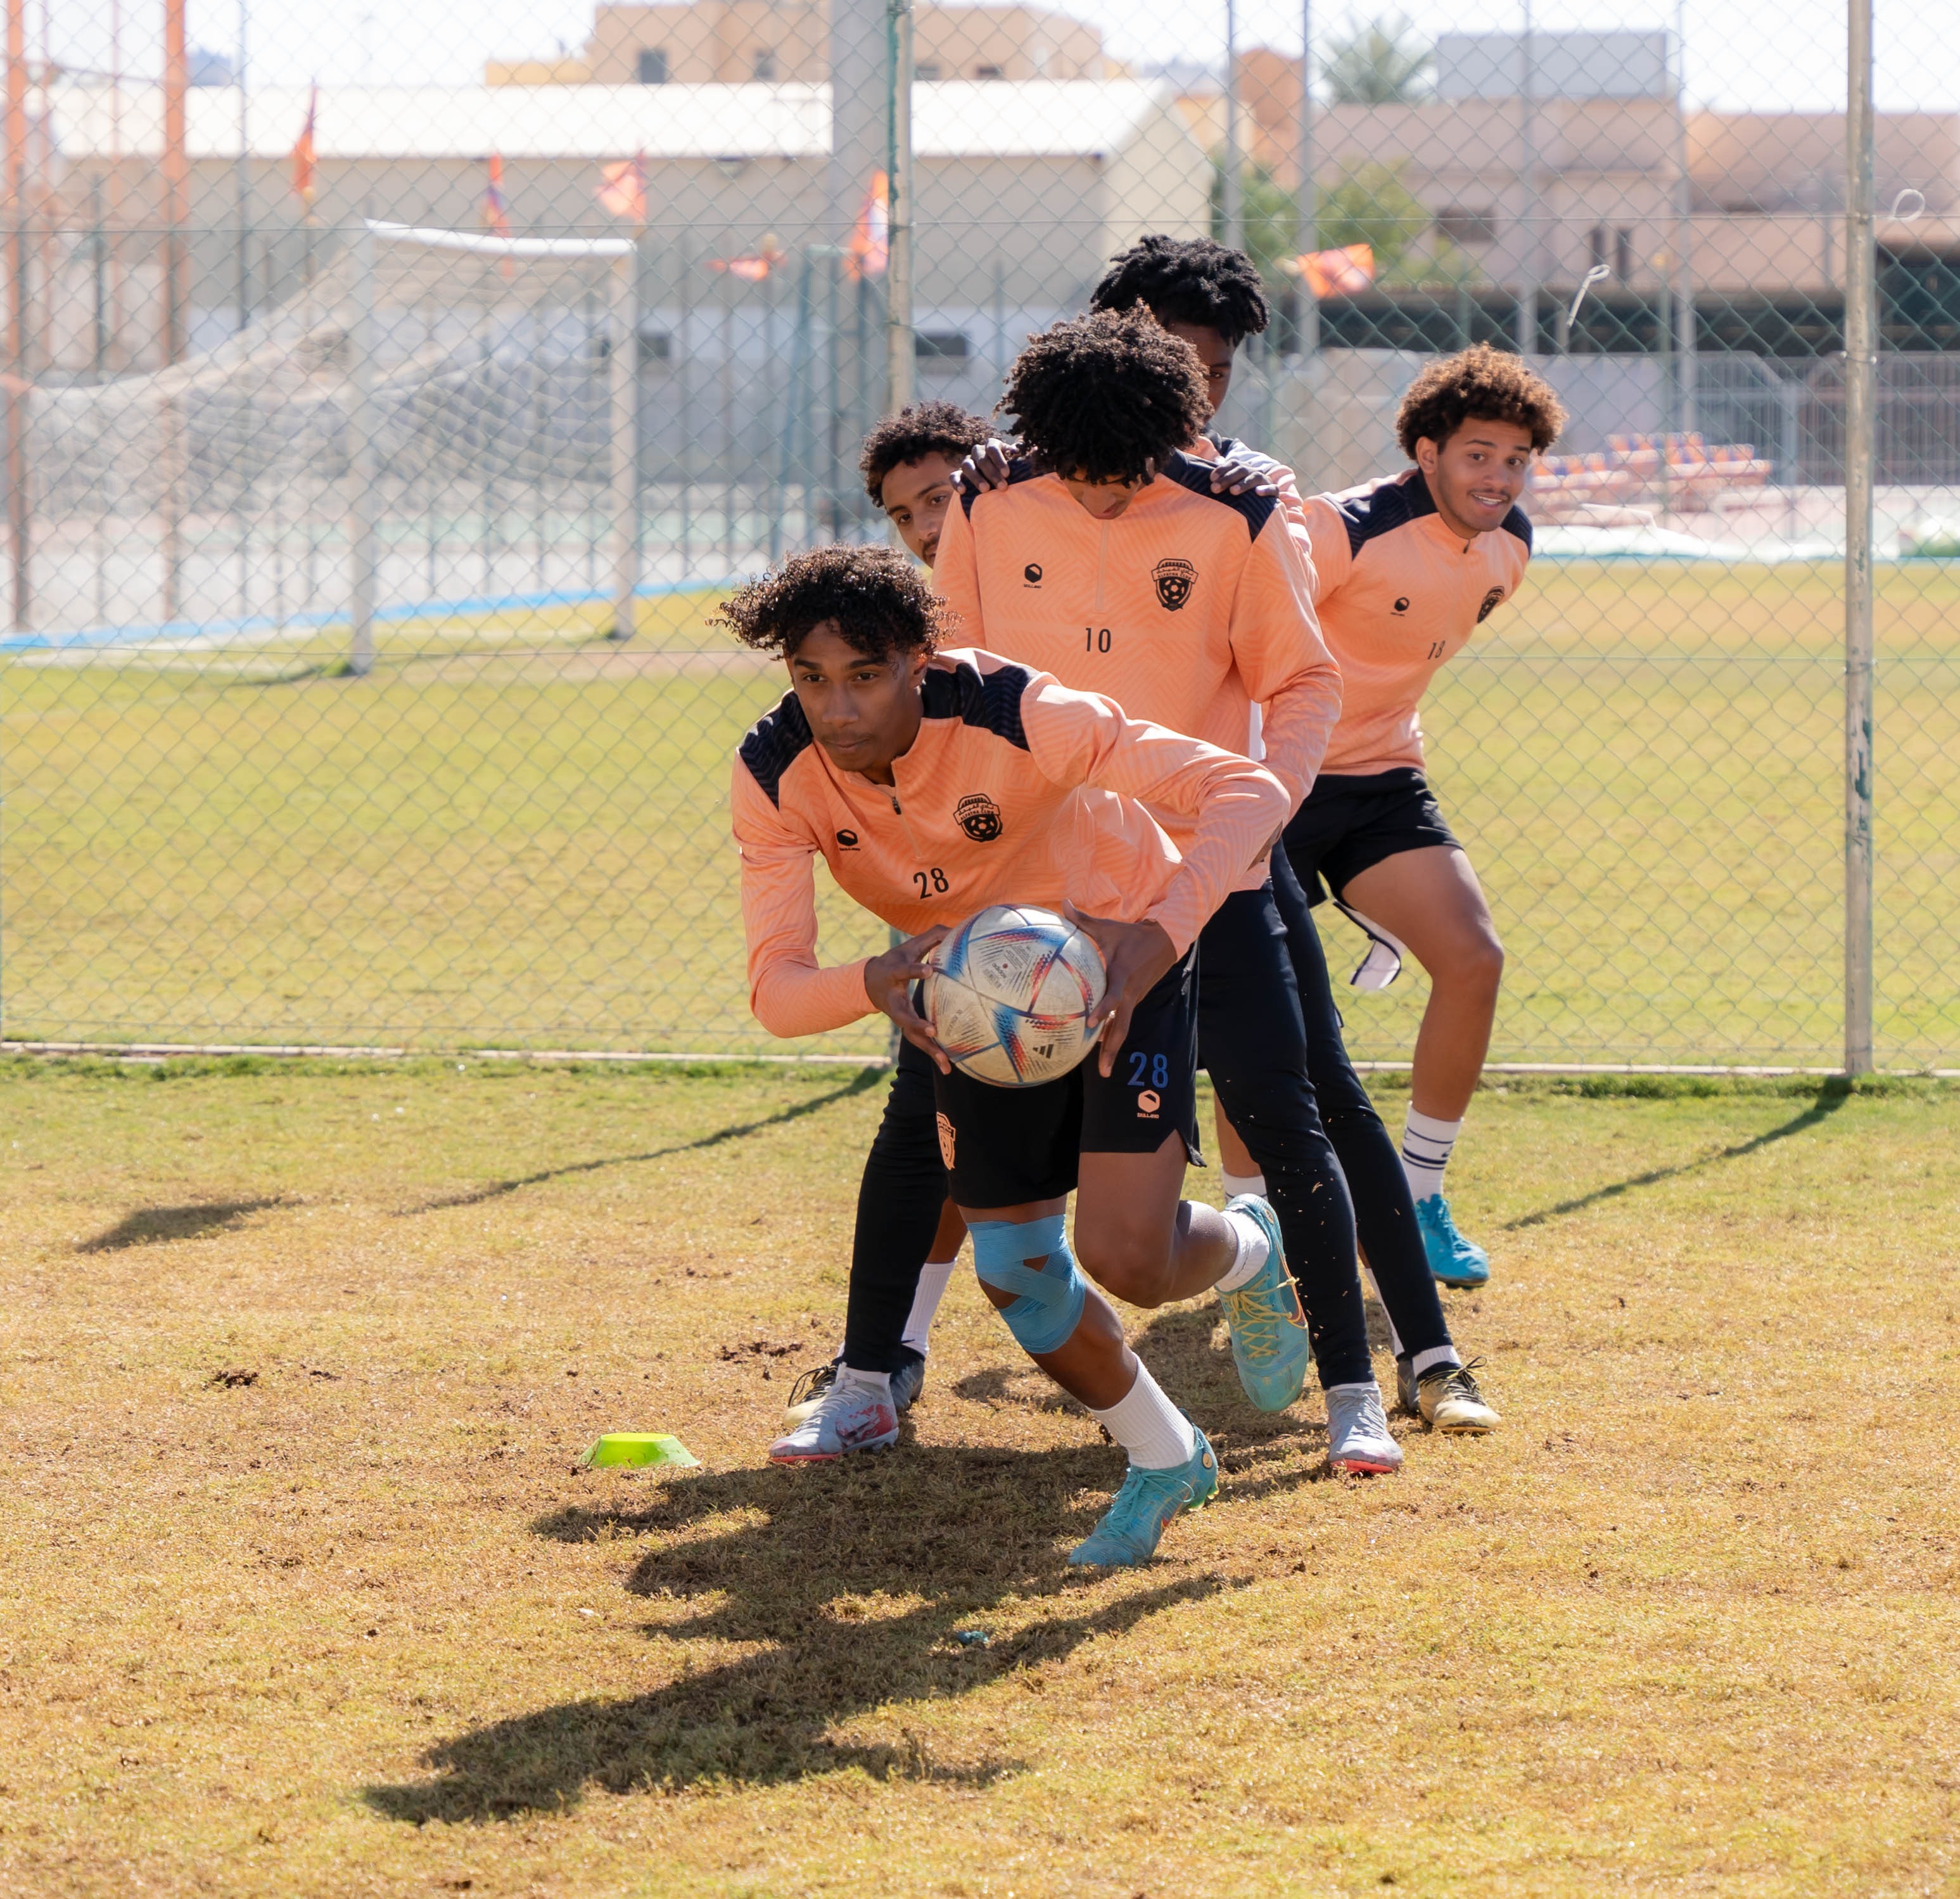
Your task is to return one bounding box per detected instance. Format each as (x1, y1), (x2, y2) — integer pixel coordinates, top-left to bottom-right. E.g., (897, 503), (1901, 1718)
(1325, 1384), (1404, 1475)
(768, 1377), (899, 1464)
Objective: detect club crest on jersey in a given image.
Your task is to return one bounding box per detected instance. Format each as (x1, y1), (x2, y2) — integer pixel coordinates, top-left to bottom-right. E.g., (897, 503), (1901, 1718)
(1153, 557), (1197, 611)
(1477, 586), (1506, 622)
(1392, 596), (1410, 615)
(955, 793), (1003, 842)
(836, 828), (860, 849)
(1022, 563), (1043, 586)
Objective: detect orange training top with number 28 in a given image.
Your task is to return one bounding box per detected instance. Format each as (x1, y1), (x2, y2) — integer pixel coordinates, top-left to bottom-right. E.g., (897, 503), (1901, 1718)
(730, 649), (1287, 1040)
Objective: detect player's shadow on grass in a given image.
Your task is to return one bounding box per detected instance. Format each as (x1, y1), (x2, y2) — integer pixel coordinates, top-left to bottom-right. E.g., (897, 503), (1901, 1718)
(364, 1445), (1266, 1822)
(1501, 1085), (1850, 1232)
(75, 1197), (283, 1253)
(395, 1067), (884, 1214)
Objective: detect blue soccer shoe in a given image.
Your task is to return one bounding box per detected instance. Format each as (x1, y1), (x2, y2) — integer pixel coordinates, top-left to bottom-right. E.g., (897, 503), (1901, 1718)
(1217, 1194), (1312, 1411)
(1415, 1194), (1491, 1287)
(1067, 1429), (1219, 1568)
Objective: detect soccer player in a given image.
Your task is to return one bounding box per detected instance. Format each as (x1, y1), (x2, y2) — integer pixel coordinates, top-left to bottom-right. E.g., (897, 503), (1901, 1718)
(963, 238), (1499, 1431)
(780, 392), (1296, 1441)
(931, 309), (1406, 1473)
(727, 542), (1300, 1565)
(860, 400), (992, 568)
(1280, 345), (1565, 1288)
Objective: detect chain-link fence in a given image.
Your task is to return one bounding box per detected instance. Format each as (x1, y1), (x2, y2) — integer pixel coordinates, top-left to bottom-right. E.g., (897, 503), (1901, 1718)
(0, 0), (1953, 1069)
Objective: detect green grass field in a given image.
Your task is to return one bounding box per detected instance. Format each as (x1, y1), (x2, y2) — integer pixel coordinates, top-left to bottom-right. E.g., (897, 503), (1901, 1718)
(2, 562), (1956, 1066)
(1, 1058), (1955, 1896)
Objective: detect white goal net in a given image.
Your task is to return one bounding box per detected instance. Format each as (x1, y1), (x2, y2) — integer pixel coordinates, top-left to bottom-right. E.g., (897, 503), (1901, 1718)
(14, 220), (640, 657)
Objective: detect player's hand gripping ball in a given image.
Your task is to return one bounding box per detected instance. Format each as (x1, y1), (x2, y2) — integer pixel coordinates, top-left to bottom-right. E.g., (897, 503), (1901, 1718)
(922, 904), (1108, 1087)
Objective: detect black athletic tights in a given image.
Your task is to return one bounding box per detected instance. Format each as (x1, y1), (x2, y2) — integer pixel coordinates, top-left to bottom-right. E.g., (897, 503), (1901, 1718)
(843, 853), (1453, 1377)
(1266, 847), (1453, 1362)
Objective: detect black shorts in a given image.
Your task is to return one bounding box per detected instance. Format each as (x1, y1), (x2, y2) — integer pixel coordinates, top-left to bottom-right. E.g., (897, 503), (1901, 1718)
(929, 948), (1201, 1208)
(1282, 767), (1461, 904)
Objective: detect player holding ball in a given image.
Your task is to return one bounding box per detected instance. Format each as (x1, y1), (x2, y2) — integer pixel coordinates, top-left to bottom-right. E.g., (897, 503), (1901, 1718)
(724, 544), (1299, 1566)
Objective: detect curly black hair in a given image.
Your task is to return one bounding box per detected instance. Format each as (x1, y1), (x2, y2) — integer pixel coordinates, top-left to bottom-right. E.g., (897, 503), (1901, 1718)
(1396, 343), (1567, 458)
(713, 542), (948, 661)
(1002, 310), (1211, 485)
(857, 399), (991, 503)
(1090, 234), (1270, 347)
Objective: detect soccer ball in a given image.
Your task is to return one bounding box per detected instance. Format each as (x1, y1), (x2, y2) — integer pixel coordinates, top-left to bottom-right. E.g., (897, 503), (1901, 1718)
(923, 904), (1108, 1088)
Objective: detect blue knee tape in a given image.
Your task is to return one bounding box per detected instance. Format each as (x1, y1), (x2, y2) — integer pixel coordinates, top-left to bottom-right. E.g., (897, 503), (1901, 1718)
(970, 1215), (1086, 1356)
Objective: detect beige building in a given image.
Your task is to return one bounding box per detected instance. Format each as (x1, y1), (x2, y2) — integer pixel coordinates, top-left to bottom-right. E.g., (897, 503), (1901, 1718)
(489, 3), (1107, 88)
(25, 79), (1205, 371)
(1202, 47), (1956, 314)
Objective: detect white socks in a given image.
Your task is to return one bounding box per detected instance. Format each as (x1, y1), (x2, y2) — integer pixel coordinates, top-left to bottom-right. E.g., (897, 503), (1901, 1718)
(902, 1260), (957, 1356)
(1090, 1360), (1198, 1469)
(1213, 1205), (1273, 1293)
(1401, 1108), (1463, 1203)
(1411, 1345), (1461, 1379)
(1220, 1168), (1266, 1201)
(836, 1365), (892, 1401)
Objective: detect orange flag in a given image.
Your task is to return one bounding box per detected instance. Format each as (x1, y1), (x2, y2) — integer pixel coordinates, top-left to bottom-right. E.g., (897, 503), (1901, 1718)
(597, 153), (647, 224)
(290, 84), (318, 205)
(1289, 243), (1375, 297)
(708, 233), (787, 282)
(483, 153), (512, 241)
(847, 172), (889, 280)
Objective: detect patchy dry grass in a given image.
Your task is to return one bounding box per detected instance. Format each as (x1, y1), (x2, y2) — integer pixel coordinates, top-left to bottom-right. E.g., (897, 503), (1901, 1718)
(0, 1058), (1956, 1896)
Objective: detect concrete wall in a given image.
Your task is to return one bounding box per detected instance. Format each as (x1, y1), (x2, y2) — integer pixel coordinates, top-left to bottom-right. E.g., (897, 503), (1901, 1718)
(40, 124), (1197, 370)
(1218, 348), (1669, 496)
(572, 2), (1104, 86)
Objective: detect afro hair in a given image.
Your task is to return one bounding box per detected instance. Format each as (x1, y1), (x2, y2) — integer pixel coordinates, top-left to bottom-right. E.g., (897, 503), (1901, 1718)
(857, 400), (992, 503)
(1089, 233), (1271, 347)
(1396, 344), (1567, 459)
(1002, 310), (1211, 485)
(713, 543), (948, 662)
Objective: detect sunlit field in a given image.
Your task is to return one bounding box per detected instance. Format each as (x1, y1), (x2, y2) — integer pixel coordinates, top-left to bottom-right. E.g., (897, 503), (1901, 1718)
(2, 562), (1955, 1066)
(1, 1057), (1954, 1896)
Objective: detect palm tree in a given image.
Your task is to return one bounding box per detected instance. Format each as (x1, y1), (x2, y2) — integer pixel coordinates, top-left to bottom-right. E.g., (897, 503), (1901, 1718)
(1321, 14), (1433, 105)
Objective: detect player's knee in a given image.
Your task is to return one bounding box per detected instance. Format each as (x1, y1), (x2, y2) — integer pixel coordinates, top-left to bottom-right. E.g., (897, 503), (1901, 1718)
(1467, 931), (1506, 994)
(969, 1215), (1086, 1355)
(1437, 930), (1505, 999)
(1072, 1227), (1173, 1308)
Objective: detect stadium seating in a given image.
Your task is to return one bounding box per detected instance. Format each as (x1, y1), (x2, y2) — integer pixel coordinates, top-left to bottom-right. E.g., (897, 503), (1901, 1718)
(1531, 432), (1774, 517)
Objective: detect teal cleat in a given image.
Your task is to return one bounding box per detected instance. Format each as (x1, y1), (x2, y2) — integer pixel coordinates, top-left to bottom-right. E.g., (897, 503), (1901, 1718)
(1217, 1194), (1312, 1412)
(1415, 1194), (1491, 1287)
(1068, 1429), (1219, 1568)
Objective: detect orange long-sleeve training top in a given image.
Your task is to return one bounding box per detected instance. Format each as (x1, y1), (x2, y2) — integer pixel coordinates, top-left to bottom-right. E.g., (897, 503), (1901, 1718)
(931, 452), (1340, 892)
(1297, 468), (1532, 776)
(731, 649), (1289, 1040)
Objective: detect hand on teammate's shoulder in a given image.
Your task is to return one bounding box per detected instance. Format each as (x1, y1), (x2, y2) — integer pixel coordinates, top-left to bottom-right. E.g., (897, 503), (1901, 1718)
(1208, 451), (1280, 499)
(952, 439), (1015, 494)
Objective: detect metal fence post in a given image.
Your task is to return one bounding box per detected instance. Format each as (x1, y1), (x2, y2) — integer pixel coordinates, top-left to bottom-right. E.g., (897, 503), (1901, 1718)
(609, 243), (640, 641)
(1514, 0), (1537, 356)
(1843, 0), (1876, 1075)
(1222, 0), (1243, 255)
(345, 219), (377, 677)
(1294, 0), (1318, 357)
(884, 0), (914, 417)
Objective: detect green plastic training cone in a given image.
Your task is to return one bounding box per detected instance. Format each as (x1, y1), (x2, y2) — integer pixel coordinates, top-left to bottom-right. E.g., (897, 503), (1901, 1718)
(578, 1433), (700, 1470)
